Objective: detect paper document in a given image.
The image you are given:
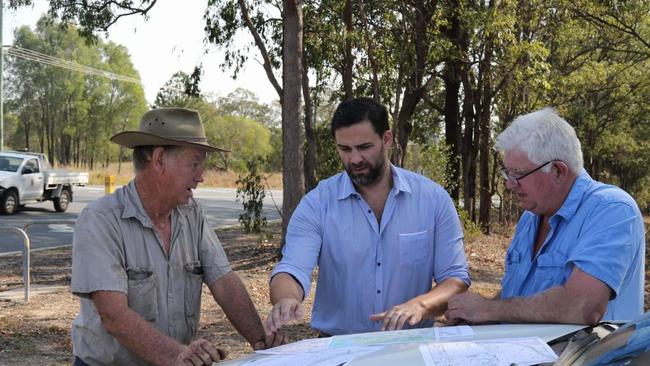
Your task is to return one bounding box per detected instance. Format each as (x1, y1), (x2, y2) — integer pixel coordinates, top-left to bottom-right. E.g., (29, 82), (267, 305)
(434, 325), (474, 341)
(243, 346), (381, 366)
(418, 337), (558, 366)
(255, 338), (332, 355)
(330, 326), (474, 349)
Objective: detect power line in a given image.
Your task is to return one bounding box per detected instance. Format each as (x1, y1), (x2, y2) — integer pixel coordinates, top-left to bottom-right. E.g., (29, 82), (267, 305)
(2, 45), (276, 104)
(4, 45), (142, 84)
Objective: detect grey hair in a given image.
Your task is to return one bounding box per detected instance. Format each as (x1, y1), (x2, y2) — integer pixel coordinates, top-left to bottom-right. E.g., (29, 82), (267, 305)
(132, 145), (180, 171)
(495, 107), (583, 174)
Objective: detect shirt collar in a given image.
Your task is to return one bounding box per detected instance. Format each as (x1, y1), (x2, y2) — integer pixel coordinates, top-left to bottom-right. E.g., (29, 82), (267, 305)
(121, 180), (194, 226)
(554, 169), (593, 222)
(121, 180), (151, 225)
(337, 164), (412, 200)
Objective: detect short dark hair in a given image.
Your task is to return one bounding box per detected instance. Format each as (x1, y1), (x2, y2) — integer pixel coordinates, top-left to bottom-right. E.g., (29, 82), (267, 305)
(331, 97), (390, 137)
(133, 145), (180, 171)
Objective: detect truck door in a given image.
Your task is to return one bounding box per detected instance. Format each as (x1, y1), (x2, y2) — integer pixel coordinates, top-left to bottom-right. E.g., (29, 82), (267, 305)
(20, 158), (44, 200)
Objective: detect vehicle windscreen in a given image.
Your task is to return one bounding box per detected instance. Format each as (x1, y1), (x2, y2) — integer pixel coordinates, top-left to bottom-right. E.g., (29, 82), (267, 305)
(0, 155), (24, 172)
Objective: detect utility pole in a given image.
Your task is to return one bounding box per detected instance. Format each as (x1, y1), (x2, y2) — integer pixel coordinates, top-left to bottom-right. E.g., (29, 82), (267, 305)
(0, 0), (4, 151)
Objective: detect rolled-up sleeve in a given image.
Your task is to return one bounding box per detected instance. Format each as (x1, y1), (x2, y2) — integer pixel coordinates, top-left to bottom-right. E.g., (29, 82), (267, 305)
(199, 213), (232, 286)
(271, 192), (323, 298)
(569, 201), (640, 299)
(71, 208), (128, 297)
(432, 190), (471, 286)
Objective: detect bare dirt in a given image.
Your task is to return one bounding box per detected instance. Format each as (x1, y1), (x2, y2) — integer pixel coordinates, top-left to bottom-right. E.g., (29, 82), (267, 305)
(0, 222), (648, 365)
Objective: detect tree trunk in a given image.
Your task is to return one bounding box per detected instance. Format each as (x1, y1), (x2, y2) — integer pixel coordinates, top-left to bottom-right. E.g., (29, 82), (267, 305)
(281, 0), (306, 245)
(302, 55), (318, 191)
(461, 67), (477, 221)
(342, 0), (354, 100)
(358, 0), (380, 100)
(391, 0), (436, 166)
(443, 62), (461, 201)
(478, 0), (496, 233)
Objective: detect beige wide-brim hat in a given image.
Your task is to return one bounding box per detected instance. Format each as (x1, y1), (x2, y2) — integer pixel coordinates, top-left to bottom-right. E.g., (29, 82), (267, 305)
(110, 107), (229, 153)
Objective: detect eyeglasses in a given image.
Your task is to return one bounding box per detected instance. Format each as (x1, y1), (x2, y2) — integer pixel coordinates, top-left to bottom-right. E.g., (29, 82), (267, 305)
(501, 161), (553, 187)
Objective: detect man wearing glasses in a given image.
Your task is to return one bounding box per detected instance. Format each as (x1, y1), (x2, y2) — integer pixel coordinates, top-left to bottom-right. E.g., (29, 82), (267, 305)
(445, 107), (645, 325)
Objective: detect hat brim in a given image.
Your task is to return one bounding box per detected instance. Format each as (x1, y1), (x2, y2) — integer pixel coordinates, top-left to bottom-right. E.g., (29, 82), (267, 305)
(110, 131), (230, 153)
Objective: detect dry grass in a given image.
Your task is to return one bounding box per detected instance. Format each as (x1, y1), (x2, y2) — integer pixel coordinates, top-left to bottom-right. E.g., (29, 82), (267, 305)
(65, 162), (283, 188)
(0, 223), (315, 365)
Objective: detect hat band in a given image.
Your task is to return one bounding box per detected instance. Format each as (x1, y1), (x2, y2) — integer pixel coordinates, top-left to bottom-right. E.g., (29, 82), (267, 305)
(167, 136), (208, 142)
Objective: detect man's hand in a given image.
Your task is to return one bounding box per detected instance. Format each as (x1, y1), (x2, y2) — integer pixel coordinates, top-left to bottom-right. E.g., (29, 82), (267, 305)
(253, 329), (289, 350)
(444, 292), (494, 325)
(369, 300), (427, 331)
(264, 298), (305, 335)
(172, 338), (226, 366)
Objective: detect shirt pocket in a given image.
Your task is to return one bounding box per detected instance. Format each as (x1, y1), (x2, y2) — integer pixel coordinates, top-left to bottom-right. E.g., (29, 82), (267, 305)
(126, 266), (158, 322)
(504, 249), (521, 274)
(501, 249), (522, 298)
(183, 261), (204, 341)
(398, 230), (430, 266)
(536, 252), (567, 285)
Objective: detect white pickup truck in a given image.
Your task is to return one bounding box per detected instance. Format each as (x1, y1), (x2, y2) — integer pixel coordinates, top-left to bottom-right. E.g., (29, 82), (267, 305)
(0, 151), (89, 215)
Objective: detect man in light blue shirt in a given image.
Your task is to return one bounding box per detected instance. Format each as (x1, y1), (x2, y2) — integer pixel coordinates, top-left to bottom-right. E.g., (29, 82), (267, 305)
(445, 108), (645, 325)
(265, 97), (470, 336)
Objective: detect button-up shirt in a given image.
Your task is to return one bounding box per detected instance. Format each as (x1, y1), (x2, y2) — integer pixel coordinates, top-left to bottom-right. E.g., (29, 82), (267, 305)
(501, 170), (645, 321)
(272, 165), (470, 335)
(71, 180), (231, 365)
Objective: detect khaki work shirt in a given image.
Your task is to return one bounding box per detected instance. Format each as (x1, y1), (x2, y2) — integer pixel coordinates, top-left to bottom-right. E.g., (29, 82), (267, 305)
(71, 180), (231, 365)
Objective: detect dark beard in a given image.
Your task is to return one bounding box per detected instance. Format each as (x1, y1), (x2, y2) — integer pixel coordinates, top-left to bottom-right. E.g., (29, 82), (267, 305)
(346, 158), (385, 186)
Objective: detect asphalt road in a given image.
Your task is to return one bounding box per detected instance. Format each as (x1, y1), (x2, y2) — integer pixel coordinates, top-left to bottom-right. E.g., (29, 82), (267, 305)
(0, 185), (283, 254)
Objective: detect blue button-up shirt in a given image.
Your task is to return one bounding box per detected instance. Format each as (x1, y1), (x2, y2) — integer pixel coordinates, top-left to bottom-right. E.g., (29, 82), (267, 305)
(501, 170), (645, 321)
(272, 165), (470, 335)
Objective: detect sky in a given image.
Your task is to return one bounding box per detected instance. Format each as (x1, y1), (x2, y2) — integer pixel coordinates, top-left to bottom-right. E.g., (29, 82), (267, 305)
(1, 0), (279, 105)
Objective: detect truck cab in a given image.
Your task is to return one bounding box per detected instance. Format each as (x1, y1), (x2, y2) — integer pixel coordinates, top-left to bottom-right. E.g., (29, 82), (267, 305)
(0, 151), (88, 215)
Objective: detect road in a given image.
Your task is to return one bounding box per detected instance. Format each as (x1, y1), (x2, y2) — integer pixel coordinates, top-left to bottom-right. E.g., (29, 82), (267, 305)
(0, 186), (283, 254)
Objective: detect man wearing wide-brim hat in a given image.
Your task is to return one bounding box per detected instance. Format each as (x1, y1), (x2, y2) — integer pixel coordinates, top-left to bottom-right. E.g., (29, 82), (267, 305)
(70, 108), (285, 366)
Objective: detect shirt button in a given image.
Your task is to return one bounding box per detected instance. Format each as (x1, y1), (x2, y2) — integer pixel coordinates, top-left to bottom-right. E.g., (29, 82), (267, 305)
(377, 290), (381, 294)
(377, 262), (381, 266)
(367, 209), (371, 213)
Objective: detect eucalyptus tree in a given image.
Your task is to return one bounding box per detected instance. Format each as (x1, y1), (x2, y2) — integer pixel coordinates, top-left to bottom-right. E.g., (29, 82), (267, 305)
(4, 15), (146, 167)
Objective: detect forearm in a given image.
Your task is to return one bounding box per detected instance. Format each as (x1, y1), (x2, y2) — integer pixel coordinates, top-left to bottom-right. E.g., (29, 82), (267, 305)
(270, 272), (305, 304)
(210, 272), (266, 346)
(487, 286), (604, 325)
(93, 292), (184, 366)
(412, 278), (468, 319)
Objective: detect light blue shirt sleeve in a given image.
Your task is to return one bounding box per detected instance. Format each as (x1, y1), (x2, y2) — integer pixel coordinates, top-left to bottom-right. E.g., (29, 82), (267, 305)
(271, 189), (322, 298)
(569, 201), (642, 299)
(432, 190), (471, 285)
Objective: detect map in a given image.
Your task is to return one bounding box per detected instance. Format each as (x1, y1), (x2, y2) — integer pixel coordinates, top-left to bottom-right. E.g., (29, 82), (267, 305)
(329, 326), (474, 349)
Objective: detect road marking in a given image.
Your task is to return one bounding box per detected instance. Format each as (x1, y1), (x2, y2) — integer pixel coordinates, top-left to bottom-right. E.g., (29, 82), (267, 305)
(48, 224), (74, 233)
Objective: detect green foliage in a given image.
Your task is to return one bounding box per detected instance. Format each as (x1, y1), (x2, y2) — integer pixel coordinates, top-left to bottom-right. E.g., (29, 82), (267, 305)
(457, 206), (482, 241)
(266, 127), (283, 172)
(210, 115), (273, 172)
(236, 158), (268, 233)
(154, 71), (200, 108)
(217, 88), (280, 128)
(403, 142), (450, 189)
(4, 16), (147, 167)
(314, 123), (342, 180)
(156, 94), (276, 172)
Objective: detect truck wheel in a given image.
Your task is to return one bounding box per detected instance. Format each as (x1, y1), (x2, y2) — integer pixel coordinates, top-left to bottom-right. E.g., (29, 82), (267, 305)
(54, 189), (70, 212)
(1, 190), (19, 215)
